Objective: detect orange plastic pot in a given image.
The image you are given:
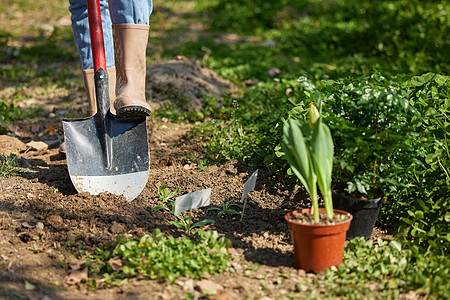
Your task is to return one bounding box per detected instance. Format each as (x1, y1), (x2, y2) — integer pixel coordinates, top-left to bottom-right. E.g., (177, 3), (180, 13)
(285, 208), (352, 273)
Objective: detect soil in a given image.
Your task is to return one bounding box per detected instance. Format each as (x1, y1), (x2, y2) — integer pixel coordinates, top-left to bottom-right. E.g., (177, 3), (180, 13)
(287, 210), (351, 225)
(0, 46), (393, 300)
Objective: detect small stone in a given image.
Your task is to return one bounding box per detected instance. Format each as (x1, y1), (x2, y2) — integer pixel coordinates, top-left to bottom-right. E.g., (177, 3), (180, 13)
(195, 279), (224, 294)
(47, 214), (63, 228)
(26, 141), (48, 151)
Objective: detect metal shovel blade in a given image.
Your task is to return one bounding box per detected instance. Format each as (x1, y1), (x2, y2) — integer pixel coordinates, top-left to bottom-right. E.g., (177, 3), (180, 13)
(62, 113), (149, 201)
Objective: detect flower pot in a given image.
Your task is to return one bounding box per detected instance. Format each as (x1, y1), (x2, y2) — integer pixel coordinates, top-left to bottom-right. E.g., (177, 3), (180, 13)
(285, 208), (352, 273)
(332, 191), (383, 241)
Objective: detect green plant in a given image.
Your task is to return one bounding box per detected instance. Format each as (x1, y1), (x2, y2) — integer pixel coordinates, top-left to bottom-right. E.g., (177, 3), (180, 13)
(282, 102), (334, 222)
(169, 214), (215, 235)
(0, 100), (24, 121)
(152, 184), (180, 214)
(158, 184), (180, 202)
(0, 154), (28, 178)
(208, 199), (243, 217)
(314, 73), (417, 199)
(300, 237), (450, 299)
(152, 184), (215, 234)
(90, 229), (231, 284)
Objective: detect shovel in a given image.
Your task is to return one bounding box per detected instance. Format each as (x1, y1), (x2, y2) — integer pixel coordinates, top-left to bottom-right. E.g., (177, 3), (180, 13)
(62, 0), (149, 201)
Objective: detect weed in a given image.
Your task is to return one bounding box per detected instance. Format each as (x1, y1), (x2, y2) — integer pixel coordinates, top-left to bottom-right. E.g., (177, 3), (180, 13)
(88, 229), (231, 285)
(152, 184), (180, 214)
(153, 184), (215, 234)
(169, 214), (215, 235)
(208, 199), (243, 217)
(0, 154), (27, 178)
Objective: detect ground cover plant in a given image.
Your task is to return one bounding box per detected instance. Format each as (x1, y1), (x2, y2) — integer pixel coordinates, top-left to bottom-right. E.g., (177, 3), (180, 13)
(86, 229), (231, 286)
(0, 0), (449, 298)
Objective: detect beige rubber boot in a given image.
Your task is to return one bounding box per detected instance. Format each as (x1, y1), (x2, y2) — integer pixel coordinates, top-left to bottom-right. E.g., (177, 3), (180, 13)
(82, 67), (117, 116)
(112, 24), (151, 118)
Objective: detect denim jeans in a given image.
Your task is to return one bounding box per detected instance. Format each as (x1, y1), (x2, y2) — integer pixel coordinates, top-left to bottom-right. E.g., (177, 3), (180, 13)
(69, 0), (153, 70)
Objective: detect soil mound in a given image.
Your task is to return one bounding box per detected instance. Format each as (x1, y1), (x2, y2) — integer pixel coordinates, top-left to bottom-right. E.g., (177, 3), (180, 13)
(146, 55), (238, 112)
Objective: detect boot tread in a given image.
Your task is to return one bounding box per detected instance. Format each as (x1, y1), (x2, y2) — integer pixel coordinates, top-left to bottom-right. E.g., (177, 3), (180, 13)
(116, 106), (151, 118)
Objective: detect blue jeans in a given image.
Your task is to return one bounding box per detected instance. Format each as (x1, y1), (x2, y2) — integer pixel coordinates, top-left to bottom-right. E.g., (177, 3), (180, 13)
(69, 0), (153, 70)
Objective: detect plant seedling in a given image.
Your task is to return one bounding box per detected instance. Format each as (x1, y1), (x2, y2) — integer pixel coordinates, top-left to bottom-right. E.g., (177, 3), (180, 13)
(208, 199), (243, 217)
(152, 184), (180, 214)
(169, 213), (215, 235)
(158, 184), (180, 202)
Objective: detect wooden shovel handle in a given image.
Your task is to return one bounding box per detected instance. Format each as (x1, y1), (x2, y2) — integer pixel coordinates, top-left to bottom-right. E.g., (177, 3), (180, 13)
(87, 0), (107, 72)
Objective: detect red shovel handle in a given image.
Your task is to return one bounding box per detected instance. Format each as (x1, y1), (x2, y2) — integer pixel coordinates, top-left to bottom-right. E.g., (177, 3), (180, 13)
(87, 0), (107, 71)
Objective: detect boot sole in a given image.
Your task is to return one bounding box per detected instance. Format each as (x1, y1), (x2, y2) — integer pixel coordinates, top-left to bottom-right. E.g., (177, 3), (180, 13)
(116, 106), (151, 118)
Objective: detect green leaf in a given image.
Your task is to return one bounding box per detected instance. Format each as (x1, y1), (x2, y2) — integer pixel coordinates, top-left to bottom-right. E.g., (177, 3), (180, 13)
(282, 119), (316, 197)
(389, 240), (402, 252)
(310, 117), (334, 218)
(192, 219), (215, 228)
(152, 205), (169, 212)
(207, 207), (221, 211)
(282, 118), (318, 220)
(24, 280), (36, 291)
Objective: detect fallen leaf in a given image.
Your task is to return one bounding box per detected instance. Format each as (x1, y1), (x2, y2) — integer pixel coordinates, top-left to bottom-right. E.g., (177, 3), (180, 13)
(183, 163), (195, 170)
(45, 125), (55, 133)
(64, 268), (88, 285)
(108, 257), (123, 271)
(21, 222), (32, 228)
(25, 280), (36, 290)
(69, 260), (86, 271)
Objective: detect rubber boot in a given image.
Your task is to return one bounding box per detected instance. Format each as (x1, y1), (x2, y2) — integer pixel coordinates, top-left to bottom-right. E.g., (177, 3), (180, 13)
(60, 67), (116, 154)
(112, 24), (152, 118)
(82, 67), (117, 116)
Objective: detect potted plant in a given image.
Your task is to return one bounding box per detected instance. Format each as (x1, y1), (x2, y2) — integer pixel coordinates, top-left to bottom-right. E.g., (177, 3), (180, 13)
(282, 102), (352, 273)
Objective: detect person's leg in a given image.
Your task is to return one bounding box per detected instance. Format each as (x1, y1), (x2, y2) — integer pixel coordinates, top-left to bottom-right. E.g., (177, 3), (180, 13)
(69, 0), (116, 115)
(109, 0), (153, 118)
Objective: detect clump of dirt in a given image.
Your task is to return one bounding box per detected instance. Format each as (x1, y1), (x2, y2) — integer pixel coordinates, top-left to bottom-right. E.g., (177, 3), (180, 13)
(146, 55), (238, 112)
(0, 135), (27, 156)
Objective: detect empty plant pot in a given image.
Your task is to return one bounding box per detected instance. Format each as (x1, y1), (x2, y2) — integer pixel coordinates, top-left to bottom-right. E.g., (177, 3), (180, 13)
(332, 191), (383, 241)
(285, 208), (352, 273)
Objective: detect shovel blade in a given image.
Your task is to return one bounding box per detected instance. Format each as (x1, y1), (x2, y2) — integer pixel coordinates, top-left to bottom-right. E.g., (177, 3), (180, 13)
(62, 114), (149, 201)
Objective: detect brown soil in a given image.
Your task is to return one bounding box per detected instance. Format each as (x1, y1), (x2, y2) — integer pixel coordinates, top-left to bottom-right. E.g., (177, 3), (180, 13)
(0, 61), (393, 300)
(287, 209), (351, 225)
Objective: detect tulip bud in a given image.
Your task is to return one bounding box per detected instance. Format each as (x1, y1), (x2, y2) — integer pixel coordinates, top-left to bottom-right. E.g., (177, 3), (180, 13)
(308, 102), (320, 129)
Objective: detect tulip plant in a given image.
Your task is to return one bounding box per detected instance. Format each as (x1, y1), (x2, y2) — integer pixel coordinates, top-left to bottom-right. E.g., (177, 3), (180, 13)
(282, 102), (334, 223)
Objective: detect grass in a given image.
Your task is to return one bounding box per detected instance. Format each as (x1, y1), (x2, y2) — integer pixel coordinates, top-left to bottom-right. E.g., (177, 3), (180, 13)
(0, 154), (27, 178)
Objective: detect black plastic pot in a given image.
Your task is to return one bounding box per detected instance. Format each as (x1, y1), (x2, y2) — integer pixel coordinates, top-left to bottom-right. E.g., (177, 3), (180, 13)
(332, 191), (383, 241)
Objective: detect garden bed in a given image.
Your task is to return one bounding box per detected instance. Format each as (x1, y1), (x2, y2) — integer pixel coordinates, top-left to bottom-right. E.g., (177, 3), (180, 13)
(0, 118), (398, 299)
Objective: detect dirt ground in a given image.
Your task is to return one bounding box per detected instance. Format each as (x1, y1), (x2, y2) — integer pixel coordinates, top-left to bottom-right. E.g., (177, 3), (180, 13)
(0, 59), (393, 300)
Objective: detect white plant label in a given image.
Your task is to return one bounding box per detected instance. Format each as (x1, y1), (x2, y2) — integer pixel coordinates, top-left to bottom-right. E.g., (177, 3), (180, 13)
(241, 169), (258, 201)
(175, 188), (211, 215)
